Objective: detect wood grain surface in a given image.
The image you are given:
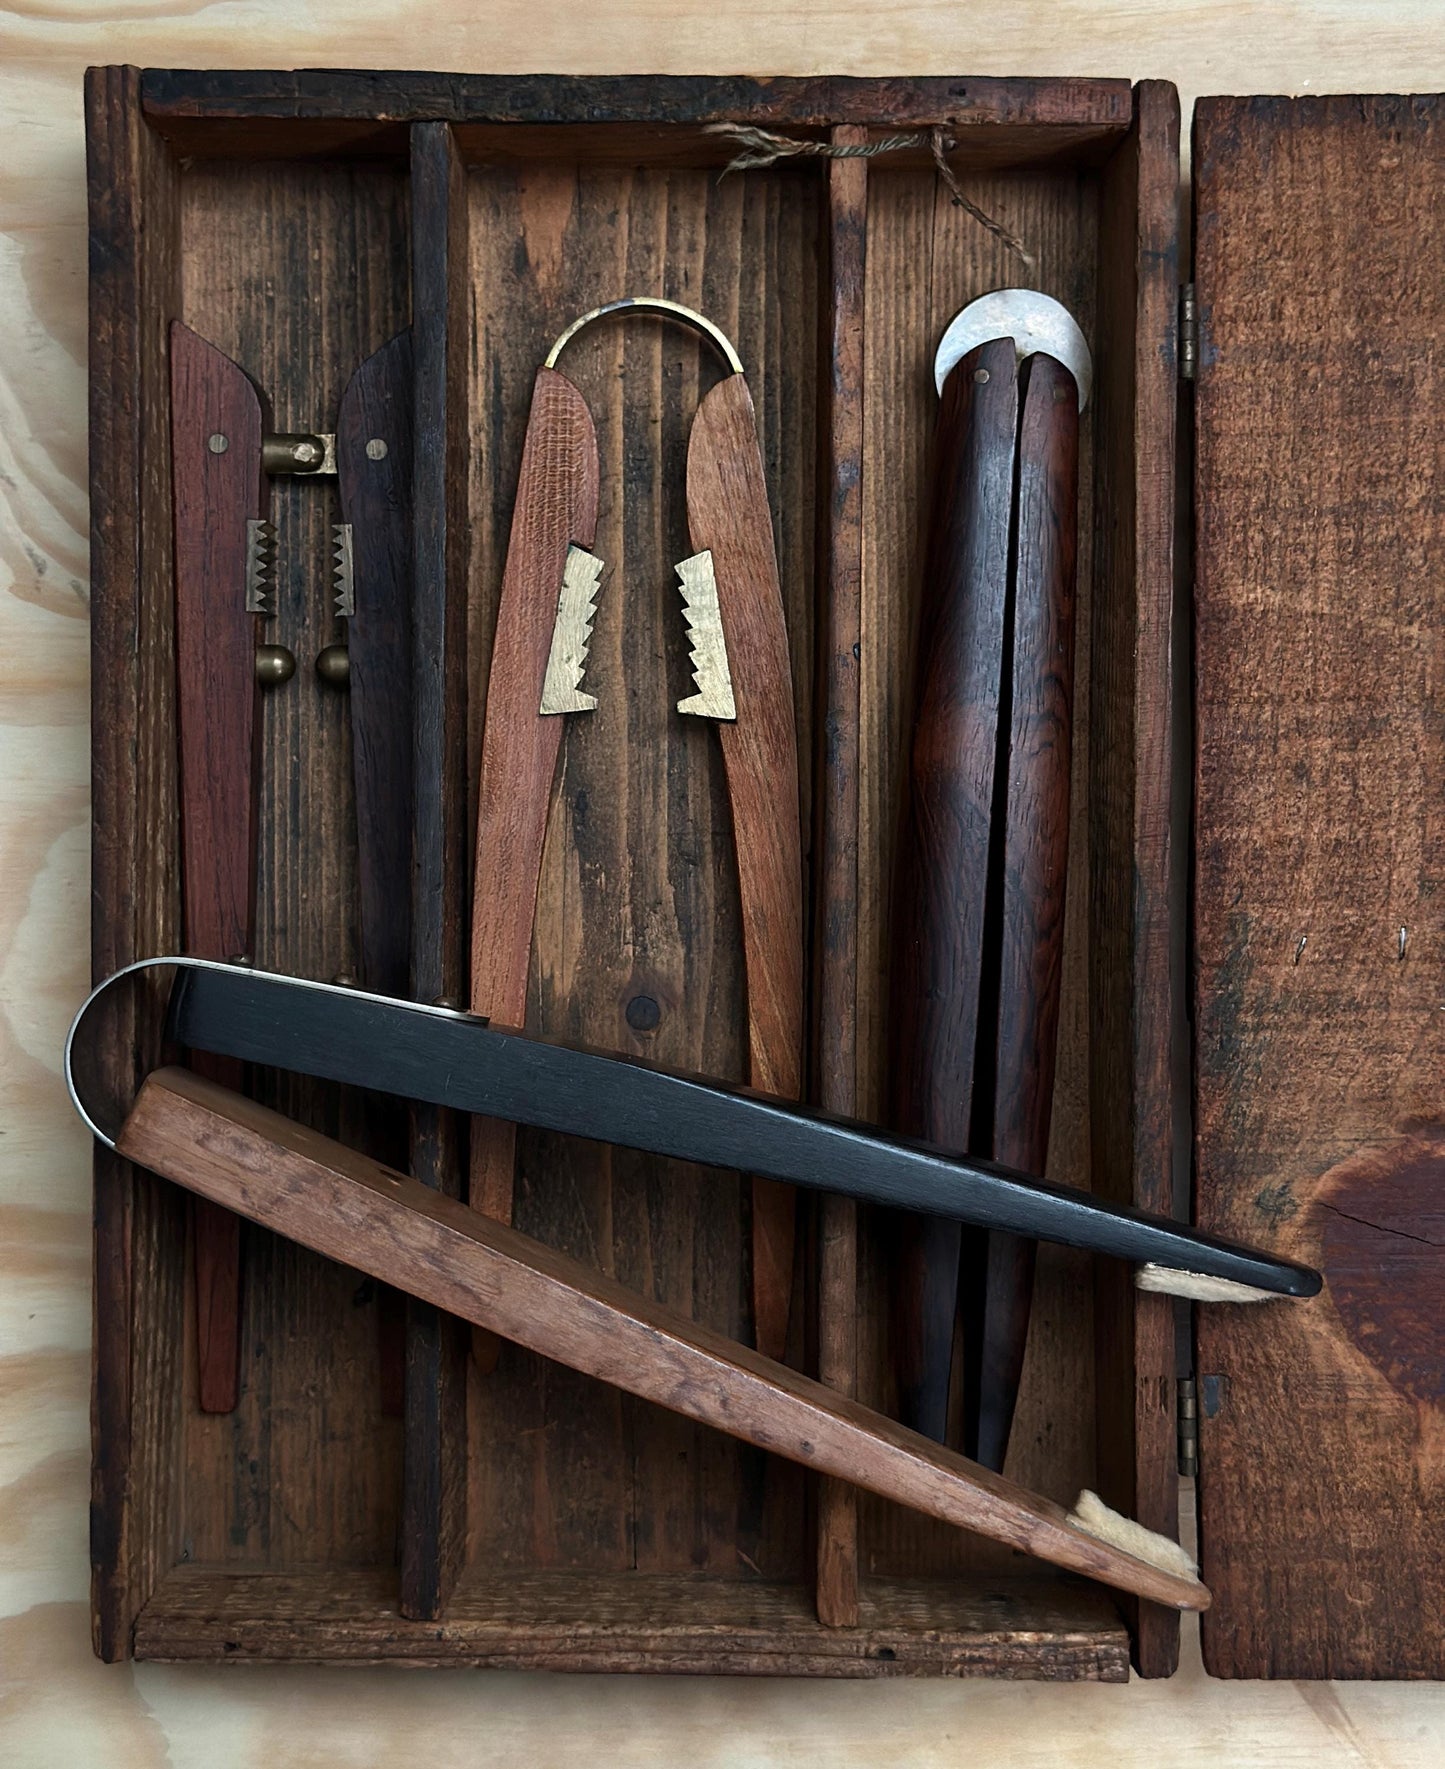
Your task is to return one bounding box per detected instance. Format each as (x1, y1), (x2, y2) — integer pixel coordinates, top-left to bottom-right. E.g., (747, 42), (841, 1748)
(169, 319), (264, 1416)
(6, 5), (1445, 1764)
(1192, 92), (1445, 1680)
(685, 369), (805, 1363)
(116, 1066), (1208, 1612)
(890, 333), (1018, 1446)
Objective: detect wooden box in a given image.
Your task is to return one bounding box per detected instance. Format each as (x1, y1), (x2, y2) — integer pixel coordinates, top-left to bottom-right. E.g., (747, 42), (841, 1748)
(85, 68), (1443, 1680)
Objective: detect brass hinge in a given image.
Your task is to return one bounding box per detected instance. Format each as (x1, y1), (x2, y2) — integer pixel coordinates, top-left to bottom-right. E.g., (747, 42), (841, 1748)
(262, 432), (337, 476)
(1179, 283), (1198, 381)
(1177, 1375), (1199, 1477)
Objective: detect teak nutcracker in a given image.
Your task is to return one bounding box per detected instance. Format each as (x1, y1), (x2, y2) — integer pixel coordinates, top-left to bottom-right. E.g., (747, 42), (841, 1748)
(169, 322), (415, 1412)
(467, 298), (805, 1364)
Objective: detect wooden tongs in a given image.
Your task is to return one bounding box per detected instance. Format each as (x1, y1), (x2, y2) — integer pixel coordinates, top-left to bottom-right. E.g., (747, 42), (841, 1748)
(892, 290), (1093, 1467)
(168, 322), (414, 1412)
(468, 298), (804, 1362)
(68, 961), (1323, 1610)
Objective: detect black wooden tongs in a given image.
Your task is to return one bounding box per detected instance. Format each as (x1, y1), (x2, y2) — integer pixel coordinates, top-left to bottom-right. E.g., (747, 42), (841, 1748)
(69, 958), (1319, 1301)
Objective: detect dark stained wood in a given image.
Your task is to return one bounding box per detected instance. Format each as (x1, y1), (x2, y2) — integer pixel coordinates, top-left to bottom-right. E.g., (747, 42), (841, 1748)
(139, 68), (1133, 137)
(964, 348), (1080, 1473)
(170, 320), (266, 1415)
(337, 328), (415, 1002)
(688, 370), (805, 1362)
(134, 1565), (1130, 1677)
(336, 327), (416, 1419)
(891, 335), (1018, 1444)
(468, 366), (599, 1234)
(86, 63), (186, 1662)
(1192, 91), (1445, 1680)
(117, 1066), (1210, 1612)
(402, 118), (471, 1622)
(1089, 78), (1181, 1678)
(812, 128), (868, 1628)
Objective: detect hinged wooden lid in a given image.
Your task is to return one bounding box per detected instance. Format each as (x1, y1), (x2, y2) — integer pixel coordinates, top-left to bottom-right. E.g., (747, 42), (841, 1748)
(1192, 93), (1445, 1679)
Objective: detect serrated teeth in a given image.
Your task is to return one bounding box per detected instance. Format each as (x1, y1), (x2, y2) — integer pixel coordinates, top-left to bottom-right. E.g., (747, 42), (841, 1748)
(675, 549), (736, 721)
(539, 544), (605, 715)
(332, 523), (355, 618)
(244, 518), (278, 615)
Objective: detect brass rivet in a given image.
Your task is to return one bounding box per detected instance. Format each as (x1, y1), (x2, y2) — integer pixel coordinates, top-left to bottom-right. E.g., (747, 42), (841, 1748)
(974, 368), (990, 384)
(208, 433), (229, 454)
(365, 438), (388, 461)
(315, 643), (350, 687)
(255, 644), (296, 686)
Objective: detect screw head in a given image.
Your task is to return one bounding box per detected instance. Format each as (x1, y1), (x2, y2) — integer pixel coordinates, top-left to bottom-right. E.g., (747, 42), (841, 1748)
(208, 433), (229, 454)
(293, 439), (321, 466)
(255, 644), (296, 686)
(315, 643), (350, 687)
(365, 438), (388, 461)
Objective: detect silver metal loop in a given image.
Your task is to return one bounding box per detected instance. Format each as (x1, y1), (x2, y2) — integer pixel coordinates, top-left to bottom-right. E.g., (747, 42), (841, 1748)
(545, 297), (744, 377)
(934, 288), (1092, 411)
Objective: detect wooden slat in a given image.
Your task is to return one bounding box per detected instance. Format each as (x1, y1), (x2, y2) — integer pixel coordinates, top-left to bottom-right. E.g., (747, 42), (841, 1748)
(813, 127), (868, 1628)
(169, 320), (265, 1415)
(1089, 78), (1181, 1678)
(85, 64), (185, 1659)
(1193, 91), (1445, 1680)
(116, 1066), (1210, 1613)
(138, 70), (1133, 136)
(134, 1565), (1129, 1678)
(401, 117), (470, 1621)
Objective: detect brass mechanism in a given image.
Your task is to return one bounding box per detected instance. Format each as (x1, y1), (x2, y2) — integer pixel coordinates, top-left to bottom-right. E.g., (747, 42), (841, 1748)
(262, 433), (338, 476)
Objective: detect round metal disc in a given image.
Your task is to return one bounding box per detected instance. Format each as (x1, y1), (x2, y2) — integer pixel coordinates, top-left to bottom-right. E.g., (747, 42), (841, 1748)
(934, 289), (1092, 410)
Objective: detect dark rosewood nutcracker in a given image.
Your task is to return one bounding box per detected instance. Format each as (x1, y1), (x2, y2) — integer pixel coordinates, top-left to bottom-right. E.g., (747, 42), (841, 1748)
(891, 291), (1088, 1467)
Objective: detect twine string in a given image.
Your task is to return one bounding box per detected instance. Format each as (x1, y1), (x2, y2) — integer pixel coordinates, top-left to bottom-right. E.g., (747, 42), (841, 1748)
(705, 122), (1036, 269)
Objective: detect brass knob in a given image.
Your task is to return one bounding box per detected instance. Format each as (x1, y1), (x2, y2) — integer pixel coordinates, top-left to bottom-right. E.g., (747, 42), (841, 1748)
(255, 644), (296, 686)
(315, 643), (350, 687)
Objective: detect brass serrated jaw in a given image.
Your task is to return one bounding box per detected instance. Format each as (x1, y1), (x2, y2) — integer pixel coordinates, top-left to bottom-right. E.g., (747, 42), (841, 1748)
(539, 544), (605, 715)
(244, 518), (279, 615)
(675, 550), (736, 721)
(332, 524), (355, 618)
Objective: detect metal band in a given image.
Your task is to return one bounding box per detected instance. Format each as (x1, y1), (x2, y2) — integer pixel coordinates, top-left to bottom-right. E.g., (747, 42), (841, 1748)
(545, 297), (744, 377)
(935, 288), (1093, 409)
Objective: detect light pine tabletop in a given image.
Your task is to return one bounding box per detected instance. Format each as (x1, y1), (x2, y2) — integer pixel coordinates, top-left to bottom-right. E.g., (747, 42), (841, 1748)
(3, 6), (1444, 1764)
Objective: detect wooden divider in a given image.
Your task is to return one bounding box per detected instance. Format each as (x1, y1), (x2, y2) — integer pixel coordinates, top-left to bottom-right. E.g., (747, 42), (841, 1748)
(400, 118), (471, 1621)
(812, 127), (869, 1628)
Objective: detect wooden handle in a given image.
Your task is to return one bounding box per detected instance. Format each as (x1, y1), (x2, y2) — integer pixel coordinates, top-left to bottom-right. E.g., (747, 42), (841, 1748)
(115, 1065), (1209, 1614)
(688, 372), (805, 1363)
(337, 328), (416, 1418)
(337, 328), (415, 1002)
(170, 320), (267, 1414)
(889, 336), (1019, 1440)
(469, 366), (600, 1223)
(963, 350), (1080, 1470)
